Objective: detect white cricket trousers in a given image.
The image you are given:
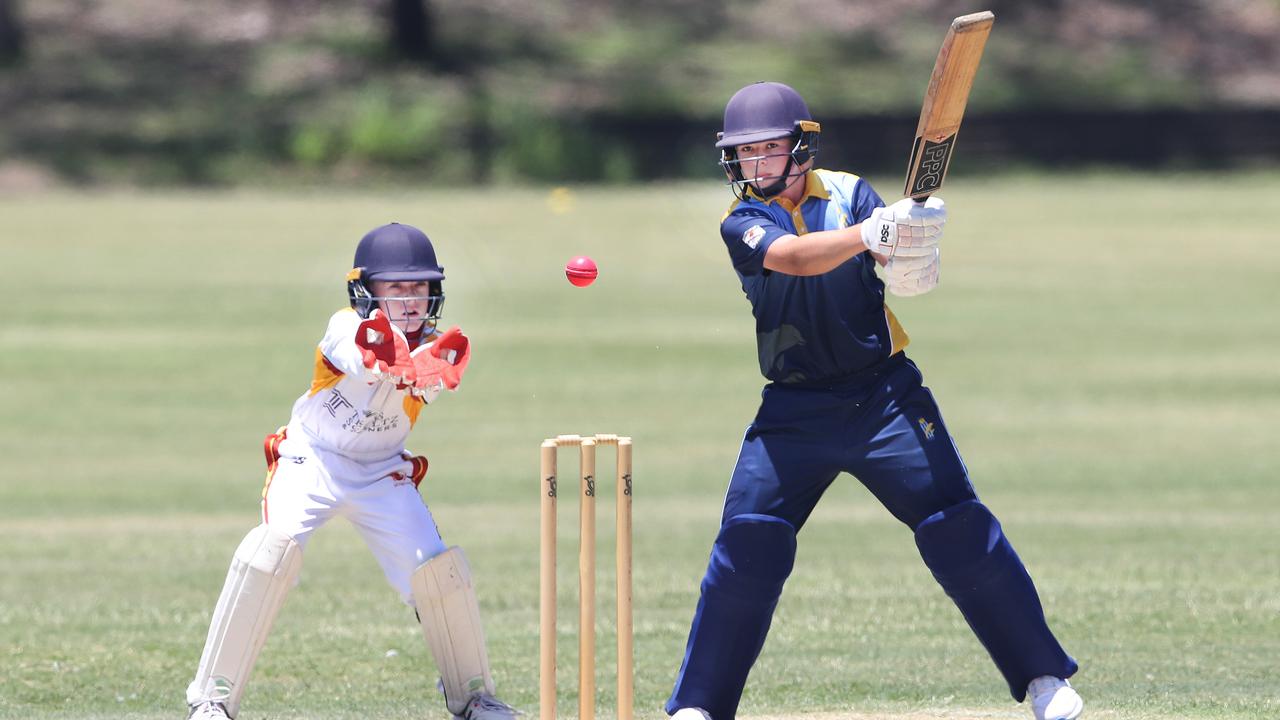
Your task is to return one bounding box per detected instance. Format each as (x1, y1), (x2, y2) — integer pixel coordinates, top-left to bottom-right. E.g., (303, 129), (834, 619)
(262, 429), (446, 604)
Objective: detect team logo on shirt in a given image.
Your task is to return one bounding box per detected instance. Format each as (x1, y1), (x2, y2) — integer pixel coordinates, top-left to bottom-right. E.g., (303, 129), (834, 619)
(323, 389), (354, 417)
(917, 417), (936, 440)
(741, 224), (765, 249)
(342, 409), (400, 434)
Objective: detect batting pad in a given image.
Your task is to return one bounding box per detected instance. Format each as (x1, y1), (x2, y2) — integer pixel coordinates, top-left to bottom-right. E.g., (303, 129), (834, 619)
(667, 514), (797, 720)
(187, 524), (302, 717)
(914, 500), (1077, 700)
(411, 546), (495, 715)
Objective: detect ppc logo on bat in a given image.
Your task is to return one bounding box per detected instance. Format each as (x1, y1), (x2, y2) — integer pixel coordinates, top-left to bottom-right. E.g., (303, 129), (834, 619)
(909, 135), (954, 196)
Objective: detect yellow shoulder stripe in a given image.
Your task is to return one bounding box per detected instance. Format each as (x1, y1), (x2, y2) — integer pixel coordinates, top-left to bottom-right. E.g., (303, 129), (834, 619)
(307, 347), (344, 396)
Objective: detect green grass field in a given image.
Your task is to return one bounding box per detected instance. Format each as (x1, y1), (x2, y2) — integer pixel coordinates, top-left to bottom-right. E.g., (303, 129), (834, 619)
(1, 173), (1277, 720)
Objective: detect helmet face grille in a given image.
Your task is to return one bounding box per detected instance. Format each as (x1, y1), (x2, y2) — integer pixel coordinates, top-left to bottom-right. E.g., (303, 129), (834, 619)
(348, 276), (445, 321)
(719, 126), (819, 200)
(368, 287), (445, 322)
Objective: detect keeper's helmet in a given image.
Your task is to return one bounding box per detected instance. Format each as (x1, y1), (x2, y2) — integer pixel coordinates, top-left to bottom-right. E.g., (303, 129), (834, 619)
(716, 82), (821, 199)
(346, 222), (445, 320)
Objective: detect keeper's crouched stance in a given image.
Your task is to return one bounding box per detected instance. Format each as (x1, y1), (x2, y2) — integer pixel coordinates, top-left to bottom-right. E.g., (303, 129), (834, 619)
(185, 223), (516, 720)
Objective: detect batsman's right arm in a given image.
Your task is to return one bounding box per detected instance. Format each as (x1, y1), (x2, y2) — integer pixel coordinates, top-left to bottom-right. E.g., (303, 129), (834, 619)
(763, 198), (945, 276)
(762, 225), (874, 276)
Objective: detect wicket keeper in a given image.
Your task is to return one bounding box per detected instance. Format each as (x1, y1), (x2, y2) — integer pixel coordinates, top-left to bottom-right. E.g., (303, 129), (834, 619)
(665, 82), (1084, 720)
(184, 223), (517, 720)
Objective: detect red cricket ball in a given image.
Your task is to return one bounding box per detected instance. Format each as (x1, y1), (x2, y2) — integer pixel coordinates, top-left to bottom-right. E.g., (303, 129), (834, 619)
(565, 255), (598, 287)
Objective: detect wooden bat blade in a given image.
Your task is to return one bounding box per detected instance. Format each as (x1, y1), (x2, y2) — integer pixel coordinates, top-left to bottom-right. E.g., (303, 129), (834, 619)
(904, 10), (995, 200)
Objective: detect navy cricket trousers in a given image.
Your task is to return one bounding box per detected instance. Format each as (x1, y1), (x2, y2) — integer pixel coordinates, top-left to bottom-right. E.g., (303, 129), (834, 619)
(666, 353), (1076, 718)
(723, 352), (975, 530)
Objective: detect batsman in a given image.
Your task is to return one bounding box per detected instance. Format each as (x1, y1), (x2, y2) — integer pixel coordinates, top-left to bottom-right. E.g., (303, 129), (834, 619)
(665, 82), (1084, 720)
(184, 223), (517, 720)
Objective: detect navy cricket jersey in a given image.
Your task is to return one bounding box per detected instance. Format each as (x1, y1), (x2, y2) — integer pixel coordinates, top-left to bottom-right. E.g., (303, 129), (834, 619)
(720, 169), (910, 385)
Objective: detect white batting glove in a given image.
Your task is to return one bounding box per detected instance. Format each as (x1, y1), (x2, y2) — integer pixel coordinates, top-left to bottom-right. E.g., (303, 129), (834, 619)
(860, 197), (946, 257)
(885, 247), (940, 296)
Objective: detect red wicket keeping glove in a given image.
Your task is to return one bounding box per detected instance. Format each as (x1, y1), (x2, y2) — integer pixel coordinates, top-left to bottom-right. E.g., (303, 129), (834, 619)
(410, 326), (471, 393)
(355, 310), (416, 388)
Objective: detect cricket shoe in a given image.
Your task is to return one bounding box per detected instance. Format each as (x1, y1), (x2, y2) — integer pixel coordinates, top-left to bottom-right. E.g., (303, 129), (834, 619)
(1028, 675), (1083, 720)
(671, 708), (712, 720)
(187, 701), (231, 720)
(453, 692), (520, 720)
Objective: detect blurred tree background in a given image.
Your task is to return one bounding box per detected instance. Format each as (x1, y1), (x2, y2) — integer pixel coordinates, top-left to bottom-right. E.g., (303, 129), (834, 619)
(0, 0), (1278, 187)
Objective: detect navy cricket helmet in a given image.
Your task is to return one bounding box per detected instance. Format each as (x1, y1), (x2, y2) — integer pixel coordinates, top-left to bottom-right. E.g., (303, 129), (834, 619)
(717, 82), (821, 199)
(346, 222), (446, 320)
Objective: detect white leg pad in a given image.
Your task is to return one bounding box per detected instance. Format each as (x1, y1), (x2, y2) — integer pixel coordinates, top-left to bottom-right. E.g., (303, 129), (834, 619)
(187, 524), (302, 718)
(410, 546), (495, 715)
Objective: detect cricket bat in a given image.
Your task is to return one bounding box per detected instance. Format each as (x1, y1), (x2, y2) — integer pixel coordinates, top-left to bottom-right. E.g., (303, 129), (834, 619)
(903, 11), (995, 201)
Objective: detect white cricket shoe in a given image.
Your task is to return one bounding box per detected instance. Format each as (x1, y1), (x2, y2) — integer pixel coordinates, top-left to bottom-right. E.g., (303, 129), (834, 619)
(187, 701), (230, 720)
(671, 708), (712, 720)
(454, 693), (519, 720)
(1028, 675), (1083, 720)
